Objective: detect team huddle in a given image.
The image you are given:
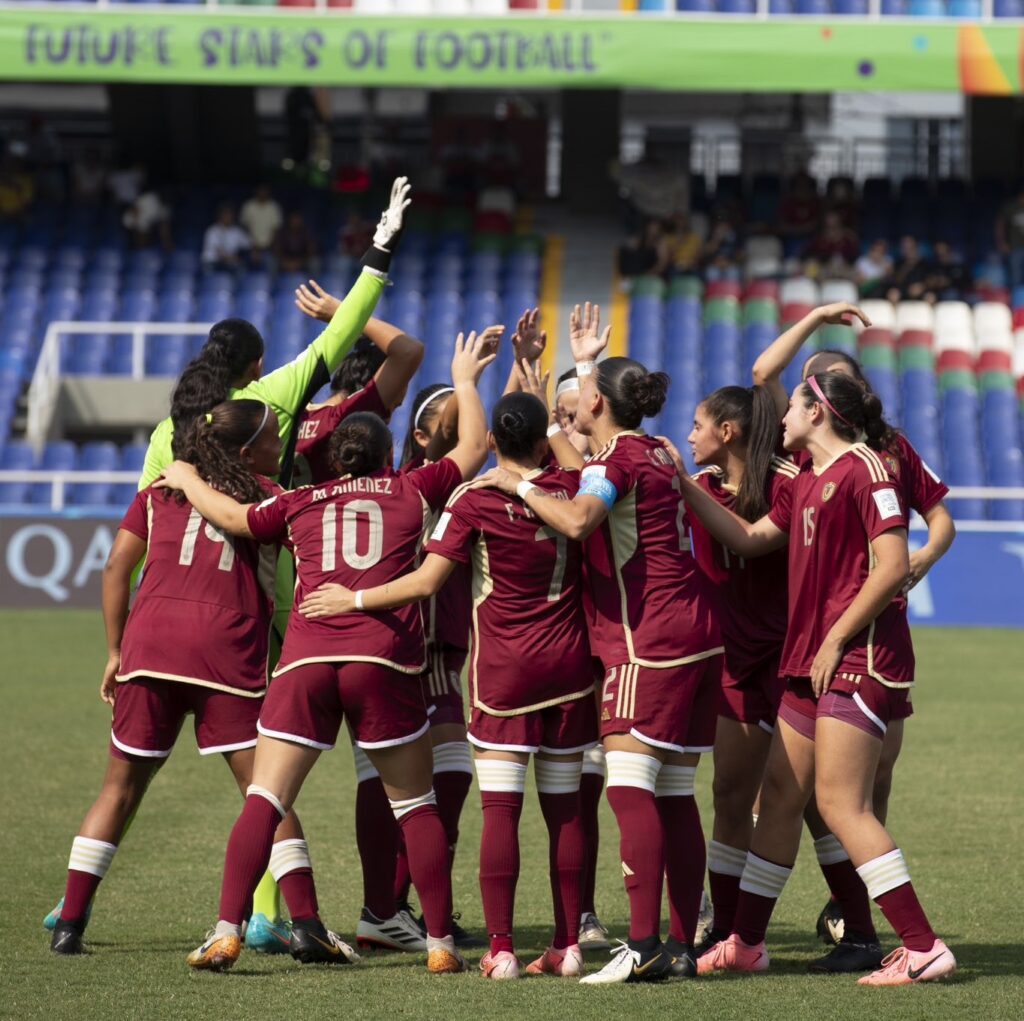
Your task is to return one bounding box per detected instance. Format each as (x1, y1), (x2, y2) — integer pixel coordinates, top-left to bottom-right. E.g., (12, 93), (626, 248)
(45, 179), (957, 988)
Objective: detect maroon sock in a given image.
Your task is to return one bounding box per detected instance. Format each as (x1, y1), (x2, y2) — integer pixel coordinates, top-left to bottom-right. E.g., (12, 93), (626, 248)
(658, 795), (706, 944)
(278, 869), (318, 923)
(434, 769), (472, 866)
(397, 802), (453, 939)
(393, 838), (412, 908)
(579, 773), (604, 915)
(820, 859), (877, 940)
(219, 795), (282, 925)
(479, 791), (523, 949)
(355, 778), (399, 919)
(62, 871), (102, 924)
(734, 891), (778, 947)
(538, 791), (586, 949)
(874, 882), (937, 953)
(709, 870), (741, 935)
(605, 785), (665, 942)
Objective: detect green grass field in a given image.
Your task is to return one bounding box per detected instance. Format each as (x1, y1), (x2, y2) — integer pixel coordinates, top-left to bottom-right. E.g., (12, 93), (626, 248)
(1, 610), (1021, 1020)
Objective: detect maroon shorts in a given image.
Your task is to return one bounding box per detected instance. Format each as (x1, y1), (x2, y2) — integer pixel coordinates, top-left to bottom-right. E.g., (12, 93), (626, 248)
(259, 660), (428, 751)
(469, 694), (599, 754)
(111, 677), (260, 760)
(421, 644), (467, 728)
(719, 653), (786, 732)
(601, 655), (722, 754)
(778, 676), (913, 743)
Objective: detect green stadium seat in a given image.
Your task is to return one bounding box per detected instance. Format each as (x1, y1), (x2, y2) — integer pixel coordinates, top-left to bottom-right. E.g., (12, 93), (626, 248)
(632, 276), (666, 299)
(742, 298), (778, 326)
(667, 276), (703, 299)
(704, 296), (740, 325)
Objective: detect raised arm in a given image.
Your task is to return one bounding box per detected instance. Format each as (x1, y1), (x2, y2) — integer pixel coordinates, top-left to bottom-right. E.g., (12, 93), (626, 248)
(444, 329), (499, 480)
(752, 303), (871, 417)
(811, 529), (909, 696)
(153, 461), (255, 538)
(906, 501), (955, 591)
(100, 529), (147, 705)
(297, 553), (456, 619)
(503, 308), (547, 396)
(514, 357), (585, 472)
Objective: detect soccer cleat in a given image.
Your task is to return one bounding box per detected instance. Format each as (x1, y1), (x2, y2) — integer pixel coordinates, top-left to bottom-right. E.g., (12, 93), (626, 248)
(665, 937), (697, 978)
(356, 907), (427, 952)
(696, 933), (769, 975)
(579, 940), (672, 985)
(526, 944), (584, 978)
(695, 928), (729, 958)
(808, 934), (884, 974)
(289, 919), (359, 965)
(426, 934), (468, 974)
(187, 931), (242, 972)
(578, 912), (611, 951)
(50, 920), (85, 956)
(43, 896), (93, 933)
(695, 890), (714, 947)
(481, 950), (522, 979)
(244, 912), (292, 954)
(815, 896), (845, 945)
(857, 940), (956, 987)
(451, 912), (485, 949)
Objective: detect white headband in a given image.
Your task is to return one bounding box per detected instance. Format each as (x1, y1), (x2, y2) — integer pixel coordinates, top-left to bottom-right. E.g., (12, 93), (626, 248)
(555, 378), (579, 399)
(242, 403), (271, 448)
(413, 387), (455, 430)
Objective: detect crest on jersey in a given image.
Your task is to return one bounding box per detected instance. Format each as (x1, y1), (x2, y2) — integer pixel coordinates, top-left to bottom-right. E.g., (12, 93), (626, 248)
(821, 481), (837, 502)
(883, 453), (900, 477)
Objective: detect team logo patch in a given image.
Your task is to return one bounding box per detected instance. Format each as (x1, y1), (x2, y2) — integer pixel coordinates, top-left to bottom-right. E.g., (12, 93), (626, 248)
(884, 453), (900, 477)
(821, 482), (837, 502)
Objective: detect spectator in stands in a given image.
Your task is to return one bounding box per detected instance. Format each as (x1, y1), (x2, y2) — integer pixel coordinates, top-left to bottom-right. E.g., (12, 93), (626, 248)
(201, 204), (250, 273)
(701, 208), (741, 281)
(240, 184), (283, 267)
(884, 235), (932, 303)
(617, 218), (667, 279)
(825, 176), (859, 231)
(274, 210), (318, 274)
(995, 187), (1024, 288)
(0, 146), (34, 221)
(777, 170), (821, 245)
(803, 211), (859, 278)
(924, 241), (971, 302)
(123, 188), (172, 251)
(663, 211), (703, 275)
(72, 147), (107, 204)
(107, 161), (145, 208)
(855, 239), (892, 298)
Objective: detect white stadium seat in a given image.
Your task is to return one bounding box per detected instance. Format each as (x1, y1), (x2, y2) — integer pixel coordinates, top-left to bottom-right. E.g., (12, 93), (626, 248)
(779, 277), (819, 306)
(894, 300), (934, 334)
(973, 302), (1013, 342)
(746, 235), (783, 261)
(819, 279), (858, 306)
(859, 299), (896, 332)
(933, 301), (975, 354)
(746, 255), (782, 280)
(1012, 329), (1024, 376)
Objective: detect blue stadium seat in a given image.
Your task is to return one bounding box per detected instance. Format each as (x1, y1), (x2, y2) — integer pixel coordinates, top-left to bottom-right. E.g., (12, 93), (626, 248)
(0, 440), (35, 504)
(995, 0), (1024, 14)
(30, 441), (77, 506)
(717, 0), (755, 11)
(676, 0), (714, 10)
(908, 0), (946, 12)
(71, 441), (119, 506)
(948, 0), (981, 13)
(834, 0), (869, 11)
(112, 442), (148, 508)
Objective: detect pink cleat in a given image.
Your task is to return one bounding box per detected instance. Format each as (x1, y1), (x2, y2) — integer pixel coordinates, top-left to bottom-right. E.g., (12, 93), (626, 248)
(857, 939), (956, 986)
(526, 944), (584, 977)
(696, 933), (769, 976)
(480, 950), (521, 980)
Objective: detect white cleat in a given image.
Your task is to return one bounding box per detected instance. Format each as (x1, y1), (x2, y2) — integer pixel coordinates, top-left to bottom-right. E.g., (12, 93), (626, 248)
(579, 940), (671, 985)
(578, 911), (611, 951)
(356, 907), (427, 952)
(695, 890), (714, 947)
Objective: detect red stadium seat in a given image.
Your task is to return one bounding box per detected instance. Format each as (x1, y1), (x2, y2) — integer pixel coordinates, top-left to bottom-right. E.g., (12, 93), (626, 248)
(327, 0), (354, 6)
(706, 279), (742, 300)
(937, 349), (975, 372)
(1012, 307), (1024, 330)
(744, 279), (779, 301)
(279, 0), (315, 6)
(977, 350), (1013, 373)
(859, 327), (896, 349)
(780, 302), (813, 325)
(509, 0), (539, 7)
(898, 329), (933, 349)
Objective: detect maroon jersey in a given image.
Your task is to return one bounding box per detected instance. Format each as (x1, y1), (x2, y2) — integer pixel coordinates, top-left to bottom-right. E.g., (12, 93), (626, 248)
(117, 482), (280, 696)
(768, 443), (914, 687)
(689, 457), (797, 679)
(425, 467), (592, 714)
(582, 432), (722, 668)
(247, 459), (462, 676)
(294, 380), (391, 486)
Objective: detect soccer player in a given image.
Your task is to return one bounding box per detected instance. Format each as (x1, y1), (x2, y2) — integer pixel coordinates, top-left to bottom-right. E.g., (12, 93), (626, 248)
(474, 304), (724, 985)
(674, 372), (956, 987)
(683, 386), (798, 951)
(752, 307), (956, 952)
(160, 331), (495, 974)
(50, 401), (352, 966)
(300, 390), (598, 980)
(553, 367), (592, 459)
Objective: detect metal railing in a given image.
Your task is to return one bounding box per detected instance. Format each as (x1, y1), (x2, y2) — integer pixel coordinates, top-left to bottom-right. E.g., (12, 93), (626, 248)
(26, 321), (212, 453)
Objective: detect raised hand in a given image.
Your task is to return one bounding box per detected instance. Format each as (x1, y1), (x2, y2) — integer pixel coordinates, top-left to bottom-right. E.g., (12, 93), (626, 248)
(569, 302), (611, 363)
(514, 358), (551, 411)
(817, 303), (871, 329)
(512, 307), (547, 364)
(294, 279), (341, 323)
(372, 176), (412, 252)
(451, 327), (501, 385)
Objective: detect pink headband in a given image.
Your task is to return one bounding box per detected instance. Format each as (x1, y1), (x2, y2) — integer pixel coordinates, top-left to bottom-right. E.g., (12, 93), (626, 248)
(806, 374), (854, 428)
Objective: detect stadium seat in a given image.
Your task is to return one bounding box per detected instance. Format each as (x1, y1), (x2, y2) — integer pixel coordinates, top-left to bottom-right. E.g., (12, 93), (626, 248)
(779, 277), (819, 306)
(908, 0), (946, 12)
(0, 440), (35, 504)
(995, 0), (1024, 14)
(30, 441), (78, 507)
(794, 0), (830, 11)
(934, 301), (976, 353)
(819, 279), (859, 305)
(859, 300), (897, 332)
(833, 0), (869, 11)
(71, 441), (119, 506)
(716, 0), (755, 12)
(894, 301), (935, 334)
(948, 0), (981, 13)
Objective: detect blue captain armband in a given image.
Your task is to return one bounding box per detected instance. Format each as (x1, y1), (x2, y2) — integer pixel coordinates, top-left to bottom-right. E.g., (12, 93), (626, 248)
(578, 471), (618, 510)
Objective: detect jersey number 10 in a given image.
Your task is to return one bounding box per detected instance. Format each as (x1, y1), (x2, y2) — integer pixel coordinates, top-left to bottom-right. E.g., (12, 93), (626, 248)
(321, 501), (385, 571)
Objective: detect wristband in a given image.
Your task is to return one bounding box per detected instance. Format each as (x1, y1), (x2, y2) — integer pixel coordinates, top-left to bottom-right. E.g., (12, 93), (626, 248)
(575, 360), (595, 377)
(515, 480), (537, 501)
(354, 590), (365, 610)
(546, 423), (562, 438)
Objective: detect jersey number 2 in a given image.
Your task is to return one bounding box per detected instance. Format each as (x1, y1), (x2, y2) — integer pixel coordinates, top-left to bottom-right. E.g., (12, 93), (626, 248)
(322, 501), (384, 571)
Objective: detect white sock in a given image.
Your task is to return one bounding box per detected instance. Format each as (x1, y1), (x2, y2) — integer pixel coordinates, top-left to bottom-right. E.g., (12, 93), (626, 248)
(738, 852), (792, 899)
(708, 840), (747, 878)
(535, 758), (582, 795)
(856, 847), (912, 900)
(214, 920), (242, 938)
(433, 741), (473, 775)
(814, 833), (850, 866)
(269, 839), (312, 881)
(68, 836), (117, 878)
(604, 750), (661, 793)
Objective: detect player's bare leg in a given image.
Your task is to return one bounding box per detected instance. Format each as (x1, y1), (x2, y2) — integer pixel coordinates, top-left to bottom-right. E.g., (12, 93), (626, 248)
(872, 719), (903, 826)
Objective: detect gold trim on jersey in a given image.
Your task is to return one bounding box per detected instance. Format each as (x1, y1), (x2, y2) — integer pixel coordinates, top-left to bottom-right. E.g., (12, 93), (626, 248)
(468, 533), (495, 713)
(271, 654), (424, 677)
(115, 669), (265, 698)
(769, 455), (800, 478)
(850, 443), (890, 484)
(476, 684), (596, 718)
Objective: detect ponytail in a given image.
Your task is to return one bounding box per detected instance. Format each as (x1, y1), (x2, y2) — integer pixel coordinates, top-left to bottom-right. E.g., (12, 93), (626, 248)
(802, 372), (898, 452)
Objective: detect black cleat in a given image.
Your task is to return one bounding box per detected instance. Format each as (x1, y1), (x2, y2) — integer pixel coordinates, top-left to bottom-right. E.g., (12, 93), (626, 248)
(665, 937), (697, 978)
(695, 928), (729, 958)
(415, 909), (485, 949)
(50, 920), (85, 956)
(289, 919), (359, 965)
(808, 934), (884, 974)
(815, 897), (845, 945)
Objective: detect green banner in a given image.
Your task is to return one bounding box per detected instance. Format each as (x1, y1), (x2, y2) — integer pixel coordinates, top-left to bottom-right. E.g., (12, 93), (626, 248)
(3, 10), (1023, 93)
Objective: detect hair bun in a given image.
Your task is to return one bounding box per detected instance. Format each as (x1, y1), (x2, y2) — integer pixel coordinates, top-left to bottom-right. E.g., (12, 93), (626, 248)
(633, 371), (670, 417)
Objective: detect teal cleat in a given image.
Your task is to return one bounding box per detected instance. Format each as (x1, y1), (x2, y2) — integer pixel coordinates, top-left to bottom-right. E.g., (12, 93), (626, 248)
(245, 913), (292, 954)
(43, 897), (92, 932)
